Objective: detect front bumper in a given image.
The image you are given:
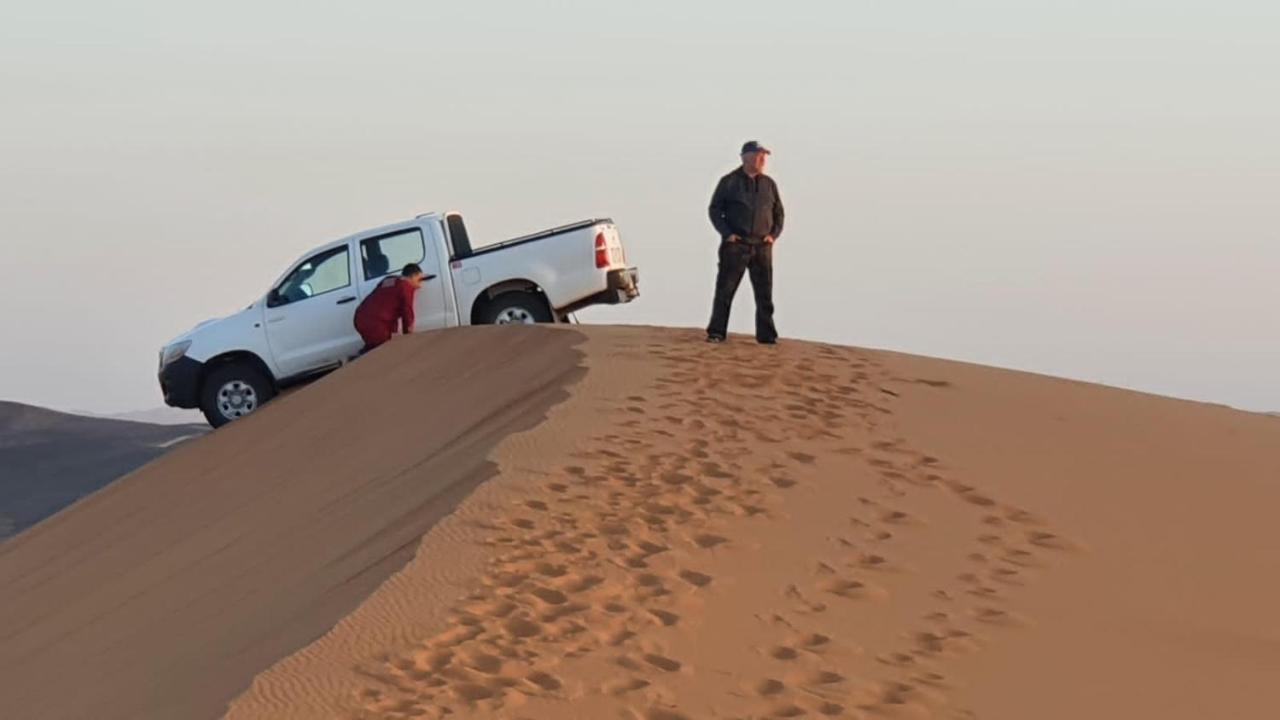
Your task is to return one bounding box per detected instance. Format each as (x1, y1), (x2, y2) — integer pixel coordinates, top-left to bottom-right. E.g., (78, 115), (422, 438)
(159, 355), (204, 409)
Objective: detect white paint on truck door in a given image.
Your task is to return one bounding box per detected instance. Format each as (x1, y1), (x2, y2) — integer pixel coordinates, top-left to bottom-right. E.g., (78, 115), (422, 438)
(355, 227), (449, 331)
(264, 242), (364, 376)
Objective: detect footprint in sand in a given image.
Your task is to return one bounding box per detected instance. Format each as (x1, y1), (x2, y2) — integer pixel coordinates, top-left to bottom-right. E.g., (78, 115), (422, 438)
(972, 606), (1029, 627)
(526, 670), (563, 691)
(648, 609), (680, 627)
(989, 566), (1024, 585)
(643, 653), (683, 672)
(603, 627), (636, 646)
(812, 701), (845, 716)
(529, 586), (569, 606)
(1004, 507), (1046, 526)
(856, 552), (891, 570)
(819, 577), (889, 601)
(606, 676), (650, 695)
(879, 508), (918, 525)
(449, 682), (496, 703)
(877, 651), (919, 668)
(692, 533), (728, 549)
(769, 645), (801, 661)
(534, 561), (568, 578)
(1027, 530), (1081, 552)
(754, 678), (787, 696)
(502, 616), (543, 639)
(459, 650), (503, 675)
(1001, 547), (1042, 568)
(784, 584), (829, 614)
(797, 632), (832, 652)
(795, 669), (846, 686)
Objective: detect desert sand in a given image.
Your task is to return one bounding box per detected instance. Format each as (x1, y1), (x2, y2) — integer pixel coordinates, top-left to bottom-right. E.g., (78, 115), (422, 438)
(3, 325), (1278, 719)
(0, 327), (582, 720)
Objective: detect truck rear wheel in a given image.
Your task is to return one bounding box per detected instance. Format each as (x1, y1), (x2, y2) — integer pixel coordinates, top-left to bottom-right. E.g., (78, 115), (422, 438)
(482, 292), (554, 325)
(200, 362), (276, 428)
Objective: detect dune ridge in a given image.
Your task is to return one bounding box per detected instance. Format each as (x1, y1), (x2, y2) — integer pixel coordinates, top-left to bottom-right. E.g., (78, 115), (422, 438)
(4, 325), (1278, 720)
(228, 326), (1280, 720)
(225, 327), (1082, 719)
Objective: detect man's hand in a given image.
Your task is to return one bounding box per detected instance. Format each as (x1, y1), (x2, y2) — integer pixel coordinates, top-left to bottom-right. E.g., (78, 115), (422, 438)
(763, 235), (775, 245)
(726, 234), (740, 243)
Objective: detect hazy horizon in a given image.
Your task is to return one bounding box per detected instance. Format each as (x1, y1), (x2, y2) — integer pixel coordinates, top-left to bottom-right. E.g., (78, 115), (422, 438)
(2, 1), (1277, 414)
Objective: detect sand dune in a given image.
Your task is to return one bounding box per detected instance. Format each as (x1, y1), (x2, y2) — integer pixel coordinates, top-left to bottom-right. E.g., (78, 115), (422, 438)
(0, 402), (205, 541)
(3, 326), (1278, 720)
(0, 327), (583, 720)
(97, 406), (206, 425)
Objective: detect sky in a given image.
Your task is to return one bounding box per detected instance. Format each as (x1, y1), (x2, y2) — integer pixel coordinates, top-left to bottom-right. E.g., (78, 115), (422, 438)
(1, 0), (1277, 414)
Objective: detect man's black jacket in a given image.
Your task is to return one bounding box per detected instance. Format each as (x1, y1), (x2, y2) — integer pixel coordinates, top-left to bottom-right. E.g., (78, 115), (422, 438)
(708, 167), (784, 243)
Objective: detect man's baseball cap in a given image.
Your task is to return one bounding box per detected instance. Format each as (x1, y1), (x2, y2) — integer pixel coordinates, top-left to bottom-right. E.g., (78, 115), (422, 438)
(740, 140), (772, 155)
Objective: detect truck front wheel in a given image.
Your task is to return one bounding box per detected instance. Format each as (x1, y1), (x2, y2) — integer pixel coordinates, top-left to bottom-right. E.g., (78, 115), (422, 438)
(200, 362), (276, 428)
(482, 292), (554, 325)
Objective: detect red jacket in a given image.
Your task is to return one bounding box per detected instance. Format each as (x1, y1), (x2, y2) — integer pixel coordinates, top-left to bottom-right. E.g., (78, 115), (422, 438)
(353, 277), (416, 345)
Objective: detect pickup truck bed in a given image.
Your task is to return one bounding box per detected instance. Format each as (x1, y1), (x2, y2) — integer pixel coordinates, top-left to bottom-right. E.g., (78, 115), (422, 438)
(455, 218), (612, 258)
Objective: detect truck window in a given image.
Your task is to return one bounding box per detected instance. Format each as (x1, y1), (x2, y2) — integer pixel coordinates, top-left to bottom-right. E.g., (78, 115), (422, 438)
(271, 246), (351, 306)
(447, 214), (473, 259)
(361, 229), (425, 280)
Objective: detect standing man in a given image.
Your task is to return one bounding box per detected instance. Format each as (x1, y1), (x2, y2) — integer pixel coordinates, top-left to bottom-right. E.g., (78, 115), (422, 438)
(706, 140), (784, 344)
(354, 263), (428, 354)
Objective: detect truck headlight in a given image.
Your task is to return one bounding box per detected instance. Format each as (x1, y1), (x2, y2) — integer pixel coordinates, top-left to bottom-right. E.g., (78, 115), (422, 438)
(160, 340), (192, 370)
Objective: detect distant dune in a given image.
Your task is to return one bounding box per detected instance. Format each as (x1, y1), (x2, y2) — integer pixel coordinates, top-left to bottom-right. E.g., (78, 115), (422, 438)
(99, 406), (205, 425)
(0, 401), (204, 541)
(2, 326), (1277, 720)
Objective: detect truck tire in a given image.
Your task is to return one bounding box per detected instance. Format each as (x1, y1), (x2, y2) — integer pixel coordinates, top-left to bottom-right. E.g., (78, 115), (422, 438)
(200, 362), (276, 428)
(482, 292), (554, 325)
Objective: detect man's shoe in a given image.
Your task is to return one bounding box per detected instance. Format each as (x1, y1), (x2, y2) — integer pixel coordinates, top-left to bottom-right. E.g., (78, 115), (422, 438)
(758, 337), (778, 345)
(706, 334), (725, 343)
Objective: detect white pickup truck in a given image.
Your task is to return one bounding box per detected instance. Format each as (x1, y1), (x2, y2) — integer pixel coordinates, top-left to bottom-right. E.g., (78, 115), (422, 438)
(158, 211), (638, 427)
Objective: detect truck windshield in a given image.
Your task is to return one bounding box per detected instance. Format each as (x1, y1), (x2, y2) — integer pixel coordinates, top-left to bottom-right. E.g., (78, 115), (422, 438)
(272, 246), (351, 306)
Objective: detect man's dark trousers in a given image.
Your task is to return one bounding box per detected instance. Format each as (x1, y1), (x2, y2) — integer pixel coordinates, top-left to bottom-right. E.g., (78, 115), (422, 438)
(707, 240), (776, 342)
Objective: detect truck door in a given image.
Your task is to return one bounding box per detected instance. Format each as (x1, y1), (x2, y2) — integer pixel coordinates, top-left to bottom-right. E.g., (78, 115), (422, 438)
(263, 243), (364, 377)
(356, 227), (449, 330)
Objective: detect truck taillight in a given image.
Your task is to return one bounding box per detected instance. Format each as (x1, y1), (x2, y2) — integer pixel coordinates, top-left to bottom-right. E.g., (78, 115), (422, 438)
(594, 232), (609, 268)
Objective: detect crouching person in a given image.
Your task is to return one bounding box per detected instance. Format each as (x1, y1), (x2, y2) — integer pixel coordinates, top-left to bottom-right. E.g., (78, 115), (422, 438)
(354, 263), (427, 354)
